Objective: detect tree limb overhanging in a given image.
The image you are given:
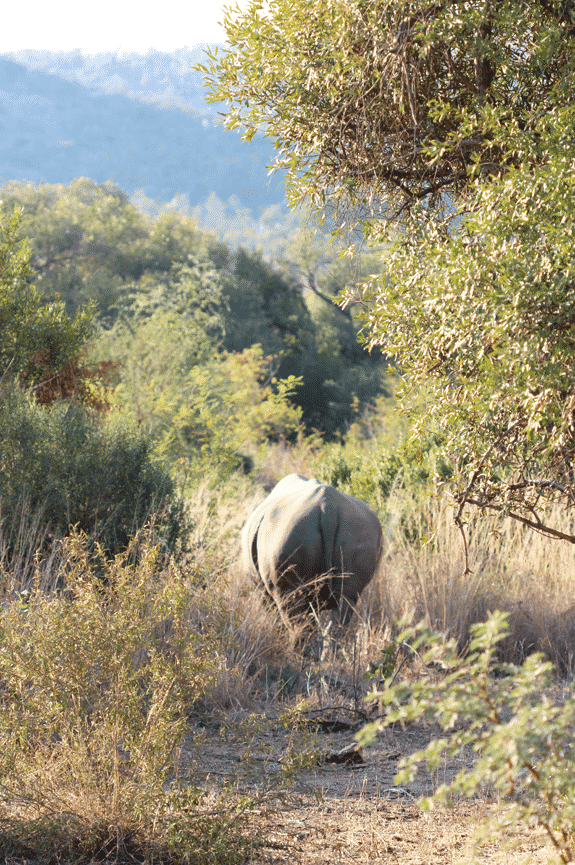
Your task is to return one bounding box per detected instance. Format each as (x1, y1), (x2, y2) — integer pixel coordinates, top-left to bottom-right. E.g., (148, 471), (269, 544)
(462, 497), (575, 545)
(201, 0), (575, 539)
(199, 0), (575, 224)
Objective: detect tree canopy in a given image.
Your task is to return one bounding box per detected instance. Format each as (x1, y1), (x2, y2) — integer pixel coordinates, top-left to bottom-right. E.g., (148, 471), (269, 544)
(3, 179), (389, 439)
(358, 151), (575, 543)
(199, 0), (575, 224)
(0, 206), (101, 406)
(202, 0), (575, 541)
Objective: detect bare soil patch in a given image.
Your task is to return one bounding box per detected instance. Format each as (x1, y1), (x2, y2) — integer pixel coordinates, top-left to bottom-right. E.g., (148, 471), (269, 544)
(183, 716), (558, 864)
(246, 796), (553, 865)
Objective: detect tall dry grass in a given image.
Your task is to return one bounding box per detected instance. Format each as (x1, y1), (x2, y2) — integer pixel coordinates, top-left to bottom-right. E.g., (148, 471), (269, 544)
(182, 475), (311, 706)
(184, 465), (575, 681)
(0, 479), (298, 712)
(0, 506), (315, 863)
(0, 496), (65, 598)
(5, 457), (575, 863)
(4, 467), (575, 714)
(356, 490), (575, 671)
(168, 472), (575, 679)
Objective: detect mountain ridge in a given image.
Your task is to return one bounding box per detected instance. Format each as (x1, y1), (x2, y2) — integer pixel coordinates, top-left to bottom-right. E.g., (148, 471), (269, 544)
(0, 50), (285, 232)
(0, 47), (217, 115)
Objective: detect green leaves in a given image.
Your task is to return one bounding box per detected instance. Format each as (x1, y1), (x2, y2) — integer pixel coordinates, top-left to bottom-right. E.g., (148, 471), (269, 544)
(361, 613), (575, 860)
(352, 136), (575, 529)
(0, 205), (95, 388)
(0, 382), (177, 555)
(200, 2), (575, 522)
(198, 0), (575, 224)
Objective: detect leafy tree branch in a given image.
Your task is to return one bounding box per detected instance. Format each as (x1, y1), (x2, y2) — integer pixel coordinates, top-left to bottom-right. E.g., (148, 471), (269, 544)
(198, 0), (575, 224)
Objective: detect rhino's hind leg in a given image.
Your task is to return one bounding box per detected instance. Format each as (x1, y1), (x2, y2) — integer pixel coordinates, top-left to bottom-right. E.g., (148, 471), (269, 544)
(327, 572), (358, 628)
(273, 584), (322, 648)
(336, 594), (357, 628)
(262, 566), (308, 640)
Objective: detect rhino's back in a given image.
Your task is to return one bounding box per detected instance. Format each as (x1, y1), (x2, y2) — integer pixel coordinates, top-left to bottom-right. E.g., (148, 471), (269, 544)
(243, 475), (381, 585)
(255, 480), (329, 579)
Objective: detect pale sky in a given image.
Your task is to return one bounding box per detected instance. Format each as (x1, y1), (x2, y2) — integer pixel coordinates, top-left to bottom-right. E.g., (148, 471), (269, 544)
(2, 0), (250, 54)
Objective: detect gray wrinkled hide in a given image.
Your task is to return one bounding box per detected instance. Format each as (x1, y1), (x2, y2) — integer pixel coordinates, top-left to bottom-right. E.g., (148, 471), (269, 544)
(241, 474), (383, 632)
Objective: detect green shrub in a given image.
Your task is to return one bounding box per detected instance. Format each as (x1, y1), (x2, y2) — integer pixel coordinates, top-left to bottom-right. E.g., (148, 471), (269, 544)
(96, 334), (304, 490)
(0, 205), (95, 387)
(0, 532), (259, 864)
(0, 529), (326, 864)
(314, 432), (452, 515)
(151, 346), (303, 488)
(0, 380), (181, 558)
(360, 612), (575, 862)
(316, 449), (404, 511)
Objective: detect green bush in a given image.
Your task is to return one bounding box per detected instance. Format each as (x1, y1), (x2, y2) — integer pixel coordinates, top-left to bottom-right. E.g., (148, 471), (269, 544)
(4, 179), (391, 439)
(95, 323), (304, 489)
(0, 532), (258, 864)
(0, 380), (181, 557)
(0, 205), (94, 387)
(314, 432), (452, 515)
(149, 346), (303, 488)
(360, 612), (575, 862)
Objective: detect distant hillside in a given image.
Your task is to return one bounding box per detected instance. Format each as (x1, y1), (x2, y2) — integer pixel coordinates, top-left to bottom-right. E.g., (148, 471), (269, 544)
(0, 47), (215, 115)
(0, 50), (286, 239)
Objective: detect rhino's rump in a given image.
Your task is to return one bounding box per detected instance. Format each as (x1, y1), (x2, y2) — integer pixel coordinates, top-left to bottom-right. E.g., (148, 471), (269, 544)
(253, 484), (379, 603)
(255, 485), (334, 599)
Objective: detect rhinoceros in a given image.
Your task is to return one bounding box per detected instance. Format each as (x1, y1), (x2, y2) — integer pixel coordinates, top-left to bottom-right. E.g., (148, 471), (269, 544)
(241, 474), (383, 634)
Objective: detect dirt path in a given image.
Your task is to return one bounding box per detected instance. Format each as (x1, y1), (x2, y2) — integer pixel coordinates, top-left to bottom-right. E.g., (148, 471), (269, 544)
(248, 796), (553, 864)
(184, 719), (558, 864)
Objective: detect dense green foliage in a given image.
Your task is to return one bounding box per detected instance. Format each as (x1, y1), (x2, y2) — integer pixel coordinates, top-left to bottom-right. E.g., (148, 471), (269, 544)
(359, 149), (575, 539)
(0, 205), (94, 390)
(0, 180), (216, 320)
(98, 333), (304, 488)
(199, 0), (575, 222)
(0, 202), (181, 555)
(202, 0), (575, 536)
(0, 381), (179, 555)
(316, 433), (451, 514)
(280, 228), (391, 433)
(2, 178), (389, 440)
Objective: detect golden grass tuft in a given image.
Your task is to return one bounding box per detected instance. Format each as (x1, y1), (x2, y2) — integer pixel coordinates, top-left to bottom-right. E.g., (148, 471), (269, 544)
(354, 490), (575, 669)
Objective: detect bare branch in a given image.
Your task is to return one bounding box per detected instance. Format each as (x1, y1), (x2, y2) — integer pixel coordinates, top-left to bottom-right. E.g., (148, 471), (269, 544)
(464, 498), (575, 545)
(454, 420), (523, 526)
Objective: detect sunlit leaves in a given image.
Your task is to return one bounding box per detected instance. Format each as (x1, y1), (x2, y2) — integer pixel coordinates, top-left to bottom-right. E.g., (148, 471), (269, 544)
(198, 0), (575, 225)
(354, 138), (575, 524)
(361, 613), (575, 861)
(0, 205), (95, 391)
